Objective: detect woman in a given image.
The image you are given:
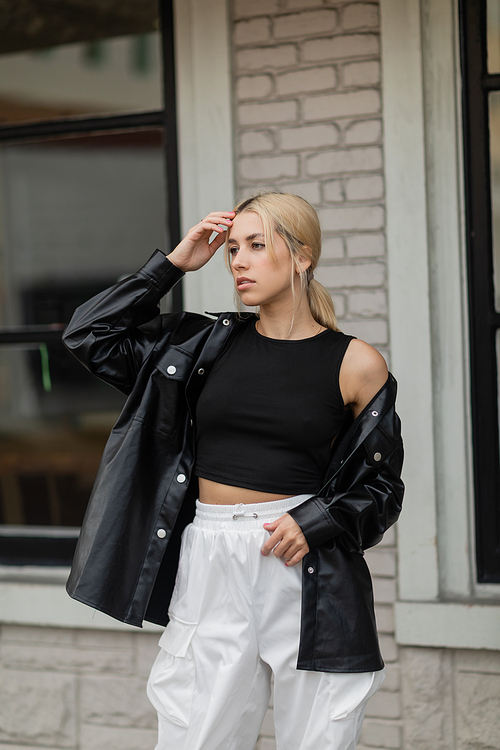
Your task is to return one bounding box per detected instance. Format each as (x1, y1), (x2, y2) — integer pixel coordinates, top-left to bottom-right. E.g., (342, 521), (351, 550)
(63, 193), (404, 750)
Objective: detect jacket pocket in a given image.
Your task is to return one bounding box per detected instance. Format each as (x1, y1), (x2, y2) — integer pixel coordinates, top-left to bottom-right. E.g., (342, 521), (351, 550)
(329, 668), (385, 721)
(146, 615), (197, 728)
(136, 348), (193, 438)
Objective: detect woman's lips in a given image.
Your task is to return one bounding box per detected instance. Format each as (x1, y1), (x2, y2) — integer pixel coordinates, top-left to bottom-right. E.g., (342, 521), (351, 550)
(237, 278), (255, 290)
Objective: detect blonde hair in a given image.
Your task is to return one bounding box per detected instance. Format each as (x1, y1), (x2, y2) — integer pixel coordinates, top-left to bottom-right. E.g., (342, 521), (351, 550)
(226, 192), (339, 331)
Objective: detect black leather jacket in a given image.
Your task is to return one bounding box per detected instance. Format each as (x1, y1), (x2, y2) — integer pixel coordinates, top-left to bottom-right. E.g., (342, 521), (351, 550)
(63, 250), (404, 673)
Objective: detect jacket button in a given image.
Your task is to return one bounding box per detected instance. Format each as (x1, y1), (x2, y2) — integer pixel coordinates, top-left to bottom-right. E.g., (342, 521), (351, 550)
(167, 365), (177, 375)
(177, 473), (186, 483)
(307, 566), (315, 574)
(157, 529), (166, 538)
(222, 319), (230, 326)
(198, 368), (205, 375)
(373, 452), (382, 462)
(371, 410), (379, 417)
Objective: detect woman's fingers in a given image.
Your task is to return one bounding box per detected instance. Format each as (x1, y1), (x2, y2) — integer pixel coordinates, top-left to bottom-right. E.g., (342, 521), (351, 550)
(261, 514), (309, 564)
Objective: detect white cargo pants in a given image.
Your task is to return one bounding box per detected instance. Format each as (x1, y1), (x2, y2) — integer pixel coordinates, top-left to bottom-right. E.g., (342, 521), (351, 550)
(147, 495), (384, 750)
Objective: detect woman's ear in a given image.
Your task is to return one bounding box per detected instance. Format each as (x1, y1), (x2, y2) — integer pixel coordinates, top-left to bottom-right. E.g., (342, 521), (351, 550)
(295, 246), (313, 275)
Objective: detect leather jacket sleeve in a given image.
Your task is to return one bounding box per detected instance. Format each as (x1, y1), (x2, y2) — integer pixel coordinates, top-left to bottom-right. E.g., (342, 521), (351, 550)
(62, 250), (184, 395)
(288, 384), (404, 552)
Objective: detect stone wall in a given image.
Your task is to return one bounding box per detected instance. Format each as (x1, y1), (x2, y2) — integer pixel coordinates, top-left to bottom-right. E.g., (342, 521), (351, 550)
(0, 624), (161, 750)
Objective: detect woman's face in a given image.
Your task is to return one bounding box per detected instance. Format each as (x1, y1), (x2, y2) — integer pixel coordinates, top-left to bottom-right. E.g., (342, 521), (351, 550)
(228, 211), (297, 309)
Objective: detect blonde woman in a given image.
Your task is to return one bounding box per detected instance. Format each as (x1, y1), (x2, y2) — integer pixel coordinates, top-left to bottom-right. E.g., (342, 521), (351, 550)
(63, 193), (404, 750)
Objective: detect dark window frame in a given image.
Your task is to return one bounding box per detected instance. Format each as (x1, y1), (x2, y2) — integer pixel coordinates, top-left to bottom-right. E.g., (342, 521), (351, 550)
(460, 0), (500, 582)
(0, 0), (181, 566)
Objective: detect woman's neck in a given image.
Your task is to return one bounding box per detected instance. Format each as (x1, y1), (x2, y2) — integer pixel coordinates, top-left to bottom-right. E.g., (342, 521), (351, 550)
(257, 298), (323, 340)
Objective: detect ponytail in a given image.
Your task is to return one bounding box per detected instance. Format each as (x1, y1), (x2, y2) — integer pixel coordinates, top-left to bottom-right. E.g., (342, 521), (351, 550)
(307, 278), (339, 331)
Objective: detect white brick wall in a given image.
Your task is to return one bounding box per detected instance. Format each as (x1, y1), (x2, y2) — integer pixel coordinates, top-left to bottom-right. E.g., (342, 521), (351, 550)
(233, 0), (387, 354)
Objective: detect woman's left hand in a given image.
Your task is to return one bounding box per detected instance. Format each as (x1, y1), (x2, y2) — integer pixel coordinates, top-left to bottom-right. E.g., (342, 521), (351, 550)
(261, 514), (309, 566)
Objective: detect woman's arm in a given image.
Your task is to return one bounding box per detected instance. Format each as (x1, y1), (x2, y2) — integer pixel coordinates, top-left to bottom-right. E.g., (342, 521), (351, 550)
(63, 212), (235, 394)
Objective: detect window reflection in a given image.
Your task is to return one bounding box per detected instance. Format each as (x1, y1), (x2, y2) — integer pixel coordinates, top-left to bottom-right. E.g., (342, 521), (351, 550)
(0, 32), (162, 125)
(0, 130), (167, 528)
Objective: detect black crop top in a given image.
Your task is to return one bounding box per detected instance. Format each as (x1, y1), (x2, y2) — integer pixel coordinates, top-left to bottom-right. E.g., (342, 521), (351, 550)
(194, 321), (354, 494)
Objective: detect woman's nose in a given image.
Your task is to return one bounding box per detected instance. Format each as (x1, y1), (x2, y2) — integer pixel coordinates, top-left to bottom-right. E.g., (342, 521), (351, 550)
(232, 251), (248, 270)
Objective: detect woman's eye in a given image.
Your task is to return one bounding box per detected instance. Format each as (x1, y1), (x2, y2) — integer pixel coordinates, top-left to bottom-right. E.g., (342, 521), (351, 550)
(252, 243), (265, 250)
(229, 246), (238, 256)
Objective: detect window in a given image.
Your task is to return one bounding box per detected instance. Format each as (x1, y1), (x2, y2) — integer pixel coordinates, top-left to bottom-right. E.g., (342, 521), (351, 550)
(0, 0), (181, 565)
(460, 0), (500, 582)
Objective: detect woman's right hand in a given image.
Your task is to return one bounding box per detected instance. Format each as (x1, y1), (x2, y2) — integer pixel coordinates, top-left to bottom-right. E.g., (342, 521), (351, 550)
(166, 211), (235, 272)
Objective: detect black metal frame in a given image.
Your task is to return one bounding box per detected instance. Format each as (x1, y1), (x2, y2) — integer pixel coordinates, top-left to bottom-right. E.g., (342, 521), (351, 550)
(0, 0), (181, 565)
(460, 0), (500, 581)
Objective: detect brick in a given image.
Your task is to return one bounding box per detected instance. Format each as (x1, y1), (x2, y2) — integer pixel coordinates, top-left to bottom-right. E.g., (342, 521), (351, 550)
(360, 719), (402, 748)
(80, 724), (158, 750)
(455, 649), (500, 674)
(345, 118), (382, 144)
(343, 319), (388, 346)
(274, 10), (338, 39)
(365, 690), (401, 720)
(74, 629), (134, 650)
(287, 0), (324, 7)
(259, 706), (275, 736)
(321, 236), (344, 259)
(374, 604), (395, 634)
(276, 66), (337, 95)
(307, 147), (382, 175)
(235, 18), (271, 46)
(345, 175), (384, 200)
(1, 642), (134, 674)
(365, 548), (396, 576)
(302, 33), (380, 62)
(372, 576), (397, 603)
(280, 123), (339, 151)
(346, 232), (385, 257)
(236, 45), (298, 71)
(343, 60), (381, 87)
(1, 624), (73, 645)
(234, 0), (279, 17)
(279, 180), (321, 204)
(383, 662), (401, 692)
(315, 261), (384, 288)
(80, 674), (156, 728)
(304, 90), (381, 120)
(379, 634), (398, 663)
(135, 632), (162, 678)
(237, 75), (273, 100)
(0, 668), (76, 746)
(378, 525), (396, 547)
(342, 3), (379, 31)
(240, 130), (275, 154)
(348, 290), (387, 316)
(323, 179), (344, 203)
(455, 672), (500, 749)
(240, 155), (299, 180)
(239, 100), (298, 125)
(318, 205), (384, 231)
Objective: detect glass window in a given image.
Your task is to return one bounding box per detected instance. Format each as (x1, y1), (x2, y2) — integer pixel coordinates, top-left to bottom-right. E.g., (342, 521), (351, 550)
(0, 33), (162, 126)
(0, 130), (167, 535)
(489, 0), (500, 73)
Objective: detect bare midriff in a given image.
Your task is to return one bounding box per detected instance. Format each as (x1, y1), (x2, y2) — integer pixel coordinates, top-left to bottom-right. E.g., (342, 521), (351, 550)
(198, 477), (294, 505)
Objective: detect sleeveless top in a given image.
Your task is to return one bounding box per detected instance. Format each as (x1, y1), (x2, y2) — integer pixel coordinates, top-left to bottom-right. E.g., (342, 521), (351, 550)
(194, 321), (353, 495)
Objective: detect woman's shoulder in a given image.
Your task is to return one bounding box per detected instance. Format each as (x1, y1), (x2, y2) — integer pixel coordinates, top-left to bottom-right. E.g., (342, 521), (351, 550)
(339, 338), (389, 412)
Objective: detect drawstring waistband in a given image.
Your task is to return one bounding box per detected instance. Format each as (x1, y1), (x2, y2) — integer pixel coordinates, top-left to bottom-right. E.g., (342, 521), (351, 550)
(193, 494), (313, 529)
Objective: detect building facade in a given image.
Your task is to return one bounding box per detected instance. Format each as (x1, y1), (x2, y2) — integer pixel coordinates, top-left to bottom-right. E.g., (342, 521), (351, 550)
(0, 1), (499, 749)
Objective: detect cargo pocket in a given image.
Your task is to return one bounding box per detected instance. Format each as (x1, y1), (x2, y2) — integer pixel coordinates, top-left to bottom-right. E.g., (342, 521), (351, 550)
(146, 615), (197, 728)
(329, 668), (385, 721)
